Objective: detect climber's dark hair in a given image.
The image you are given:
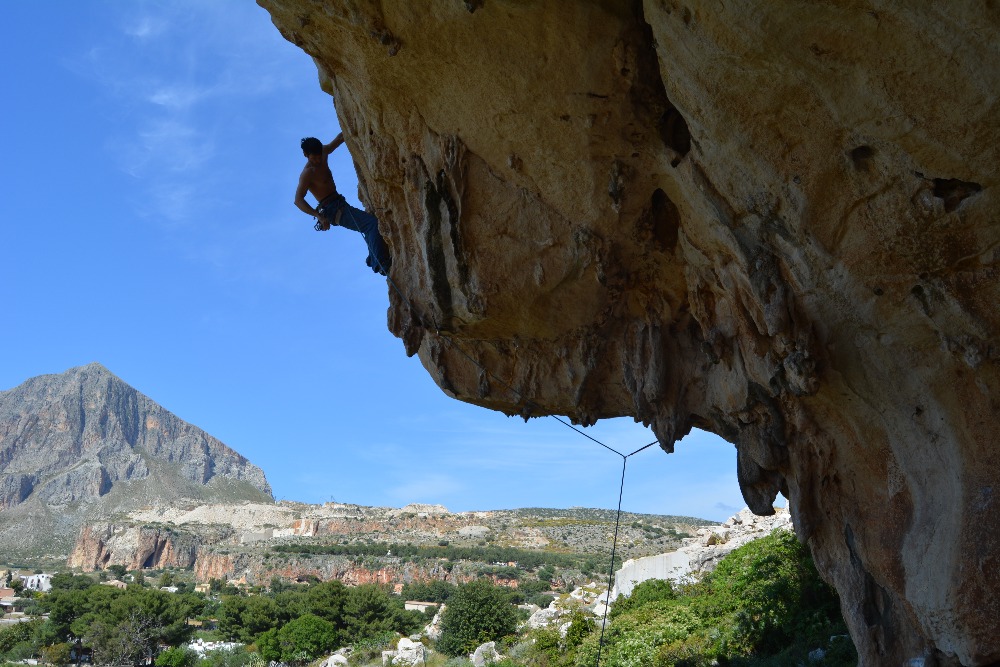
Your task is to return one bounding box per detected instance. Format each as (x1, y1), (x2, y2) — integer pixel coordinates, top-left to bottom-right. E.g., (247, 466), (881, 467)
(301, 137), (323, 156)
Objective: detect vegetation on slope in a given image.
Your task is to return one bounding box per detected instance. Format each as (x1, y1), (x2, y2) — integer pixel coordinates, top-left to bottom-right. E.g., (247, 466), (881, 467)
(271, 541), (603, 574)
(0, 529), (856, 667)
(522, 531), (856, 667)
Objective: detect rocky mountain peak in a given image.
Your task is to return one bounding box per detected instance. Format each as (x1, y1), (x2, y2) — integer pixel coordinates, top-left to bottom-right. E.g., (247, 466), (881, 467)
(0, 364), (273, 559)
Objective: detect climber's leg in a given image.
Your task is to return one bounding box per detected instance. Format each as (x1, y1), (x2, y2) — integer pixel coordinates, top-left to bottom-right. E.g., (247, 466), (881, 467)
(339, 205), (392, 275)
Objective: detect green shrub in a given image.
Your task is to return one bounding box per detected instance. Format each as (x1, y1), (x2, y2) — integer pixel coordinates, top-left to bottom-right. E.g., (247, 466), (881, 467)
(697, 530), (845, 657)
(527, 592), (555, 608)
(437, 580), (517, 656)
(576, 530), (855, 666)
(349, 631), (397, 665)
(256, 614), (338, 664)
(0, 619), (41, 656)
(564, 610), (595, 649)
(609, 579), (675, 619)
(40, 642), (72, 666)
(197, 646), (259, 667)
(155, 646), (198, 667)
(576, 602), (701, 667)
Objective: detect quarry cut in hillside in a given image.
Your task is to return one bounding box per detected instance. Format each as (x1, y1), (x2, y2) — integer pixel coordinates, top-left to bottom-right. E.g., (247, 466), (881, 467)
(68, 502), (705, 587)
(257, 2), (999, 665)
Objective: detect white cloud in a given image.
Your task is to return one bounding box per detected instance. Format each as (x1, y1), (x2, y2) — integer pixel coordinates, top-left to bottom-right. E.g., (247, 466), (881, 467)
(123, 119), (214, 176)
(124, 15), (167, 40)
(148, 84), (211, 110)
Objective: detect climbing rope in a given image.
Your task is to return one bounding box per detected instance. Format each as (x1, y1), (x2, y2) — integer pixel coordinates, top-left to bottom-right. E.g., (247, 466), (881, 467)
(362, 238), (663, 666)
(595, 440), (658, 666)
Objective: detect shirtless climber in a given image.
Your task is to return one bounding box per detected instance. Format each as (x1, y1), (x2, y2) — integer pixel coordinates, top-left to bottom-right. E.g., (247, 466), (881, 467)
(295, 133), (392, 276)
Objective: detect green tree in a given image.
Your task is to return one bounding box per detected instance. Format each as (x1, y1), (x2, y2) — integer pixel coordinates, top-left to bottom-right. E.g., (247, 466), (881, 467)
(67, 584), (122, 641)
(85, 610), (159, 666)
(400, 580), (456, 603)
(38, 588), (88, 643)
(40, 642), (72, 665)
(343, 584), (399, 643)
(161, 592), (206, 646)
(525, 627), (564, 667)
(218, 595), (281, 643)
(271, 588), (309, 624)
(304, 580), (349, 626)
(47, 584), (199, 664)
(0, 619), (42, 657)
(437, 580), (517, 656)
(256, 614), (338, 664)
(49, 573), (94, 591)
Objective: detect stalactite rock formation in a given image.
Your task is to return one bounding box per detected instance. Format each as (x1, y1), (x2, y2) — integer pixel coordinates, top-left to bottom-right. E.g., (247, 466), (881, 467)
(257, 2), (999, 664)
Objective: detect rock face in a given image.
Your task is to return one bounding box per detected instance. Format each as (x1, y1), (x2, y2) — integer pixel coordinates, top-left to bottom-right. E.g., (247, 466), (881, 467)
(68, 522), (234, 572)
(70, 501), (700, 585)
(258, 2), (999, 664)
(0, 363), (272, 558)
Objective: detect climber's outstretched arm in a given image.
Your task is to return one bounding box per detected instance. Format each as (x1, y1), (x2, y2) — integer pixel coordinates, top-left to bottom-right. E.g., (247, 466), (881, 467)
(323, 132), (345, 155)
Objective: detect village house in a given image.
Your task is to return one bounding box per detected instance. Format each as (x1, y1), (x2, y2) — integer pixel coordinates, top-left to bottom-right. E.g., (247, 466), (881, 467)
(20, 573), (52, 592)
(0, 587), (23, 616)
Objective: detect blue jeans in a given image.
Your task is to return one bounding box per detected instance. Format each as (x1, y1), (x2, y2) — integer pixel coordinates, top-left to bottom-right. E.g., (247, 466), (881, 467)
(318, 195), (392, 275)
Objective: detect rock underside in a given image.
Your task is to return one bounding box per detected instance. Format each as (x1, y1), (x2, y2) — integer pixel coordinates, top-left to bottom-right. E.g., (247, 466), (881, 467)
(257, 1), (999, 664)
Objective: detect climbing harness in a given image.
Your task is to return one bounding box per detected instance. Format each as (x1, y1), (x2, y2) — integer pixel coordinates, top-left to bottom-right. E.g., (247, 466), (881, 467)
(315, 194), (346, 231)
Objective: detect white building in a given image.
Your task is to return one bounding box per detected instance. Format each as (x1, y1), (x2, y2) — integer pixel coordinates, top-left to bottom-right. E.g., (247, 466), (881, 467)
(20, 574), (52, 592)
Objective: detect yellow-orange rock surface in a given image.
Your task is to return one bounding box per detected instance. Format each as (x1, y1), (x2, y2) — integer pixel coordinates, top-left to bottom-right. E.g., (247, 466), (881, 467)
(257, 2), (999, 664)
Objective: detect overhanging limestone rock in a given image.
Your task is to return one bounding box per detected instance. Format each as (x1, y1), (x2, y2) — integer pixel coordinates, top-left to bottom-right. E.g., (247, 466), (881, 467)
(257, 2), (999, 664)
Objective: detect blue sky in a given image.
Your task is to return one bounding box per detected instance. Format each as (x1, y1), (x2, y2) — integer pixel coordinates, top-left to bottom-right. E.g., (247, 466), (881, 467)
(1, 1), (751, 521)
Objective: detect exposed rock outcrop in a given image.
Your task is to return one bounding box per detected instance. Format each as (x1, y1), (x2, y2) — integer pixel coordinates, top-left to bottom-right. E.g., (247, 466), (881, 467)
(71, 501), (698, 593)
(0, 363), (272, 559)
(382, 638), (428, 667)
(257, 2), (999, 664)
(69, 522), (227, 571)
(613, 507), (791, 599)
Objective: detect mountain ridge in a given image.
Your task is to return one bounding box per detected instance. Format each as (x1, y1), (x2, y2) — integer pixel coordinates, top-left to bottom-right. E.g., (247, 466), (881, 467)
(67, 498), (716, 586)
(0, 363), (273, 561)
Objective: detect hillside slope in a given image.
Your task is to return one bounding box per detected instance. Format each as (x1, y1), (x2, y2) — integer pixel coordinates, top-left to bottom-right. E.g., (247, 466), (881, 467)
(69, 500), (711, 586)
